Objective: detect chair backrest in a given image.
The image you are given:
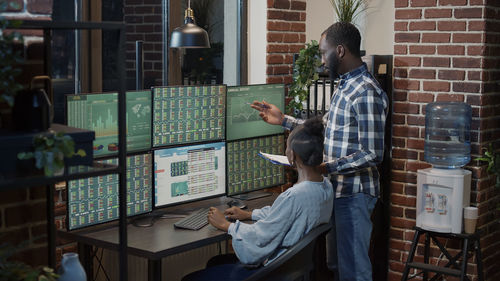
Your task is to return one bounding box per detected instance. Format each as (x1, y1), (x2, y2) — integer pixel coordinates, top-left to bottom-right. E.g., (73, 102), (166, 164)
(244, 223), (332, 281)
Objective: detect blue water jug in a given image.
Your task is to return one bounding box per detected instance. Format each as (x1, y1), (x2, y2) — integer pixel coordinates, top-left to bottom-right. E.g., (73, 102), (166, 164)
(424, 102), (471, 168)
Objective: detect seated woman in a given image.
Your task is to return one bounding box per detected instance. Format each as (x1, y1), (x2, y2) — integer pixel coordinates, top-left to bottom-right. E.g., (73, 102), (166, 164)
(182, 117), (333, 281)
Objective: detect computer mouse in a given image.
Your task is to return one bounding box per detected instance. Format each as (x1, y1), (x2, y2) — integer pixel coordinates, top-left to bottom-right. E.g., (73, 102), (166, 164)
(227, 200), (247, 209)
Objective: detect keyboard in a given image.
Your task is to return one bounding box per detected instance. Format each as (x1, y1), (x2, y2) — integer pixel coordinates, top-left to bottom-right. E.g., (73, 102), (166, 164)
(174, 208), (210, 230)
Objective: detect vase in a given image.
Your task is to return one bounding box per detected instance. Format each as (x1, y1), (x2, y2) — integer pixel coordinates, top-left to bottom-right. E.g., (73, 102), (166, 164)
(58, 252), (87, 281)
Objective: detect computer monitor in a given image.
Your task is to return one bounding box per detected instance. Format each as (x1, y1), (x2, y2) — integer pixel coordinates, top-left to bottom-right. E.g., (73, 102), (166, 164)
(66, 90), (151, 157)
(226, 84), (285, 141)
(154, 142), (226, 208)
(226, 135), (285, 198)
(152, 85), (225, 147)
(67, 152), (152, 230)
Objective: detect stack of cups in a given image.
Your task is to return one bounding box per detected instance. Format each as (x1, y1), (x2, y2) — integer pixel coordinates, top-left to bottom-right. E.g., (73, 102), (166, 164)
(463, 206), (478, 234)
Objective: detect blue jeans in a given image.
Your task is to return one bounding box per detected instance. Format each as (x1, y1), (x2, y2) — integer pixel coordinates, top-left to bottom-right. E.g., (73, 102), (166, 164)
(181, 254), (258, 281)
(326, 193), (377, 281)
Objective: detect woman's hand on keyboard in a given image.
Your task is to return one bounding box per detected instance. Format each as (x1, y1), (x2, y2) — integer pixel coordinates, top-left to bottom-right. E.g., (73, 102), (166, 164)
(207, 207), (231, 232)
(224, 207), (252, 221)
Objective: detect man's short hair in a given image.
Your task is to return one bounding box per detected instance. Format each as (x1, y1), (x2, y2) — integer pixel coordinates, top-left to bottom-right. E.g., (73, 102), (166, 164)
(322, 22), (361, 57)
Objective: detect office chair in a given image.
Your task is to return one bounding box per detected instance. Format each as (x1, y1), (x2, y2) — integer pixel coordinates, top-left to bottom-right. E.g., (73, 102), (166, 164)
(243, 223), (332, 281)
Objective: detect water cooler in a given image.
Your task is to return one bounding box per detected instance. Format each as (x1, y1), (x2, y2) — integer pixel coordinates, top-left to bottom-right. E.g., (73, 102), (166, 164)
(416, 102), (472, 234)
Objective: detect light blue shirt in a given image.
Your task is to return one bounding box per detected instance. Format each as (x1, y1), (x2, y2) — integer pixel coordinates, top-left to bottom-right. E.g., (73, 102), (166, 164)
(227, 178), (333, 265)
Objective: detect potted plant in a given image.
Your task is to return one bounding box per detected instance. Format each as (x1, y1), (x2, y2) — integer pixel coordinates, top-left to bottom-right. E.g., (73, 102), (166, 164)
(17, 131), (86, 176)
(287, 40), (322, 115)
(329, 0), (368, 23)
(0, 239), (59, 281)
(476, 144), (500, 188)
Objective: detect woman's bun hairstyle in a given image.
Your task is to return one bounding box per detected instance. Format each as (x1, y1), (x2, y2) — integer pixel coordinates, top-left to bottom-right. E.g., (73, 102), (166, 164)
(289, 116), (324, 166)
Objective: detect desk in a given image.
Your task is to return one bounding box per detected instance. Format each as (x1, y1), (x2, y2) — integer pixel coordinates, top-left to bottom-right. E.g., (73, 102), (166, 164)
(59, 194), (277, 281)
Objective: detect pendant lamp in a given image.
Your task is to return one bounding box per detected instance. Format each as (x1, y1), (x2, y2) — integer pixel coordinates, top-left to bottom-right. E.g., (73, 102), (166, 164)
(170, 0), (211, 48)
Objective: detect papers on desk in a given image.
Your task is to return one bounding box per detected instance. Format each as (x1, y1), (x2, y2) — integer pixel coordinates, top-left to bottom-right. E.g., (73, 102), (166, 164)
(258, 151), (291, 166)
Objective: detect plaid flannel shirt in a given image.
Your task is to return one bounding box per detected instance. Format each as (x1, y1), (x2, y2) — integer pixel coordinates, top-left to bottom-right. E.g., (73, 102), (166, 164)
(283, 63), (388, 198)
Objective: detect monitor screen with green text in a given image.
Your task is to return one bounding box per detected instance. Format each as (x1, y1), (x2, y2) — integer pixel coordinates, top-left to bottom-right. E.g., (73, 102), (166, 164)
(226, 84), (285, 141)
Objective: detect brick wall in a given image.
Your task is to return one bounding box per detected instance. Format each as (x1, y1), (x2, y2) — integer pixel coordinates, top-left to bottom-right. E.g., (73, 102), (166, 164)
(0, 0), (56, 268)
(266, 0), (306, 85)
(391, 0), (500, 280)
(123, 0), (163, 87)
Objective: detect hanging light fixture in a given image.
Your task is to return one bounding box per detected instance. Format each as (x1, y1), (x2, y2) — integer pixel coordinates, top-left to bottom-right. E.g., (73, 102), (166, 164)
(170, 0), (210, 48)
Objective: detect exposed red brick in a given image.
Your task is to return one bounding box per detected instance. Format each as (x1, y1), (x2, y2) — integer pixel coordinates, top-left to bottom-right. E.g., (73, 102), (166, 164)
(268, 0), (274, 8)
(267, 32), (284, 42)
(393, 91), (408, 102)
(467, 46), (487, 56)
(394, 79), (420, 90)
(409, 21), (436, 31)
(394, 45), (408, 55)
(5, 202), (47, 227)
(268, 21), (290, 31)
(453, 33), (482, 44)
(468, 21), (487, 31)
(409, 69), (436, 79)
(27, 0), (52, 14)
(392, 160), (406, 171)
(394, 56), (421, 67)
(425, 8), (452, 18)
(395, 33), (420, 43)
(437, 45), (465, 55)
(396, 9), (422, 19)
(438, 70), (465, 80)
(393, 114), (406, 124)
(467, 71), (482, 81)
(267, 54), (284, 64)
(423, 81), (450, 92)
(439, 0), (467, 4)
(273, 0), (290, 9)
(423, 57), (450, 67)
(409, 92), (434, 103)
(436, 94), (466, 102)
(392, 137), (406, 148)
(394, 68), (408, 78)
(409, 45), (435, 55)
(438, 21), (466, 31)
(289, 44), (304, 53)
(390, 194), (417, 207)
(290, 1), (306, 10)
(393, 126), (420, 138)
(290, 22), (305, 32)
(453, 82), (481, 93)
(281, 11), (301, 21)
(393, 102), (420, 114)
(422, 33), (451, 43)
(455, 8), (484, 18)
(453, 57), (481, 68)
(300, 12), (306, 21)
(405, 209), (417, 220)
(407, 161), (431, 172)
(395, 21), (408, 31)
(268, 10), (285, 20)
(283, 33), (299, 43)
(267, 44), (289, 53)
(407, 138), (425, 150)
(395, 0), (409, 7)
(267, 76), (284, 84)
(391, 206), (405, 217)
(411, 0), (436, 6)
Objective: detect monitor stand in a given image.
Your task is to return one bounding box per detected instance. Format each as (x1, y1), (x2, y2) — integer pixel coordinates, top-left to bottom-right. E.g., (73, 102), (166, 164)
(131, 215), (157, 228)
(152, 209), (188, 219)
(230, 191), (272, 201)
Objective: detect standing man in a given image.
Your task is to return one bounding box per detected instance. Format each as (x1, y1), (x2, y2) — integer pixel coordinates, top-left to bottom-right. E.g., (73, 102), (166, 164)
(251, 22), (388, 281)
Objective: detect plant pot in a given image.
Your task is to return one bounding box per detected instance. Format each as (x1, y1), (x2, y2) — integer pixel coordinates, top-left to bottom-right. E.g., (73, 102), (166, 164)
(41, 151), (64, 177)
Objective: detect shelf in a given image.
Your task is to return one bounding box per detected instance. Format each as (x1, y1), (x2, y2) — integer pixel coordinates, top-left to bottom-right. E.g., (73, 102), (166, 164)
(15, 20), (125, 31)
(0, 162), (120, 190)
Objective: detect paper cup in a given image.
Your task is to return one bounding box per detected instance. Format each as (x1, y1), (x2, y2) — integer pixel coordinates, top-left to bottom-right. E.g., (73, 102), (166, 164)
(463, 206), (478, 234)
